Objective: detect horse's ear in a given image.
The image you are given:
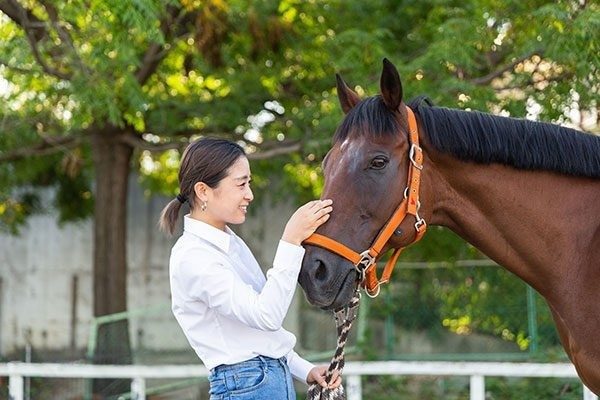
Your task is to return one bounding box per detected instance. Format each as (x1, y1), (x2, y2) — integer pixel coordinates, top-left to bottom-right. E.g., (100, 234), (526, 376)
(336, 74), (360, 114)
(380, 58), (403, 111)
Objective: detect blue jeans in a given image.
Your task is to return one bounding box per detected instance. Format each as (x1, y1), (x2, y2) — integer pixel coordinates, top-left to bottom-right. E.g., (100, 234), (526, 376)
(208, 356), (295, 400)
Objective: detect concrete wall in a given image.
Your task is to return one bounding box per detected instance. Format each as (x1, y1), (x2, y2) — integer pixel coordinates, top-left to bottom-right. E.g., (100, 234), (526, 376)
(0, 177), (300, 360)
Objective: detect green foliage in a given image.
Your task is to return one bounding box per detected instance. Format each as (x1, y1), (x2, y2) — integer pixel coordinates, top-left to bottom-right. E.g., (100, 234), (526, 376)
(0, 191), (41, 234)
(54, 167), (94, 224)
(486, 377), (584, 400)
(364, 258), (564, 358)
(358, 375), (583, 400)
(138, 149), (181, 196)
(0, 0), (597, 361)
(2, 0), (598, 222)
(360, 230), (562, 357)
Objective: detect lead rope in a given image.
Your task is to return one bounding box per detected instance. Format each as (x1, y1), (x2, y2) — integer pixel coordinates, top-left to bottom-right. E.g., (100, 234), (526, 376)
(306, 289), (361, 400)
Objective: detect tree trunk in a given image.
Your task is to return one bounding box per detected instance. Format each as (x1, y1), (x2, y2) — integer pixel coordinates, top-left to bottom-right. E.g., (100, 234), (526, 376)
(90, 128), (134, 396)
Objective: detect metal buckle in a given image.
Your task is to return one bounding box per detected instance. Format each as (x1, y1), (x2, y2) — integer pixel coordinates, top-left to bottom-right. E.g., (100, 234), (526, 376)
(404, 188), (421, 202)
(415, 216), (426, 231)
(409, 144), (423, 170)
(333, 290), (361, 327)
(333, 307), (347, 327)
(355, 250), (376, 282)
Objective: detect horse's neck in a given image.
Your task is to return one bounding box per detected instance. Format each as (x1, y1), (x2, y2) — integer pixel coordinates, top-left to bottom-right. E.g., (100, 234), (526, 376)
(426, 153), (600, 298)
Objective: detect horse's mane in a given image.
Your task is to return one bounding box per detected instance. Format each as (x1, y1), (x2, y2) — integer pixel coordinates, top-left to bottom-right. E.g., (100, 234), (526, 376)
(334, 94), (600, 178)
(410, 96), (600, 178)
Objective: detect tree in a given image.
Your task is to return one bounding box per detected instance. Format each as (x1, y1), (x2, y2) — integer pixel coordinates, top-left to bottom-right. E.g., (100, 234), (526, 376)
(0, 0), (597, 394)
(0, 0), (386, 395)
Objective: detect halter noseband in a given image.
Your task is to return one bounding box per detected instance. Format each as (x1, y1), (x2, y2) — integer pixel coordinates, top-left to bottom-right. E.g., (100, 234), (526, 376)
(303, 106), (427, 298)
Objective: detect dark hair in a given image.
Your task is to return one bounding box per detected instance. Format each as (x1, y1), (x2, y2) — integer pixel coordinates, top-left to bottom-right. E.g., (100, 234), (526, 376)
(408, 97), (600, 178)
(159, 137), (246, 235)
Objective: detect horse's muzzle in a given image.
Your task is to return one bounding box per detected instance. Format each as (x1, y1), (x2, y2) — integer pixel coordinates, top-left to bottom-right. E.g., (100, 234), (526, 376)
(299, 247), (357, 310)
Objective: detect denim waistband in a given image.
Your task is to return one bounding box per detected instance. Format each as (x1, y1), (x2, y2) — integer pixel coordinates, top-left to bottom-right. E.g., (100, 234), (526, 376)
(211, 355), (286, 374)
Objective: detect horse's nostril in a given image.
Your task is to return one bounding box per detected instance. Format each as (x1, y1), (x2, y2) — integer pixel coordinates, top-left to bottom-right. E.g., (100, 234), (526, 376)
(314, 259), (328, 282)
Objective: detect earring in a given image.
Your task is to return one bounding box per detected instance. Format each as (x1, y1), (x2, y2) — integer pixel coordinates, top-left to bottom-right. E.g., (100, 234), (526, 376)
(201, 201), (207, 212)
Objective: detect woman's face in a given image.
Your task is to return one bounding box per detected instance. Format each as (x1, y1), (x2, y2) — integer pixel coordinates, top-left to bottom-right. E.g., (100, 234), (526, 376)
(203, 156), (254, 230)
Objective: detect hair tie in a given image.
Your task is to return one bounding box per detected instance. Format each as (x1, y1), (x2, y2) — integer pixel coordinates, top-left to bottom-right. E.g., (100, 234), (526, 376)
(176, 194), (187, 204)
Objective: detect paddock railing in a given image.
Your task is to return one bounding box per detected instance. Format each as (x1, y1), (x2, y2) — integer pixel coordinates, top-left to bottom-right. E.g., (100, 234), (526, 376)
(0, 361), (597, 400)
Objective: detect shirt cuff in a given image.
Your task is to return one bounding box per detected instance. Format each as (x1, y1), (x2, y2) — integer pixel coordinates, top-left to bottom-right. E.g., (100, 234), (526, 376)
(286, 350), (314, 384)
(273, 240), (305, 271)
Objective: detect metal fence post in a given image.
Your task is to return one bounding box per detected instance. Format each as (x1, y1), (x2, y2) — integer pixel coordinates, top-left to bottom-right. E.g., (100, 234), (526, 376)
(583, 385), (598, 400)
(346, 375), (362, 400)
(470, 375), (485, 400)
(526, 285), (539, 354)
(131, 377), (146, 400)
(9, 374), (24, 400)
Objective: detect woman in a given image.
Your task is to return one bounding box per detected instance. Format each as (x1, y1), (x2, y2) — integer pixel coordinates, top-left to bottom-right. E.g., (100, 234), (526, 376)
(160, 137), (340, 399)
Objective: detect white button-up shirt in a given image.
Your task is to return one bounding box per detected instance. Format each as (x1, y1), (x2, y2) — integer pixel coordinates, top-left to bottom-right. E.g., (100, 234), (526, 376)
(170, 215), (314, 382)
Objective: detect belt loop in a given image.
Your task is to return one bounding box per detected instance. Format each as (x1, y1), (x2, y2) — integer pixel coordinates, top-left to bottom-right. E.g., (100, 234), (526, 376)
(258, 355), (268, 373)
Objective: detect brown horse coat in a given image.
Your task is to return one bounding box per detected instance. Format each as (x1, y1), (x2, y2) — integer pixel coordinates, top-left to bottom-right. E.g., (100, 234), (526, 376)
(299, 59), (600, 393)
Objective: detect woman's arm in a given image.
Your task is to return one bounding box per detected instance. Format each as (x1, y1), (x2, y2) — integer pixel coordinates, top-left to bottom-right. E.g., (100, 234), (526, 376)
(177, 239), (304, 331)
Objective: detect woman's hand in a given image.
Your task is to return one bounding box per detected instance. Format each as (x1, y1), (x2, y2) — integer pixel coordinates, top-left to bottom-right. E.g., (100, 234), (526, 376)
(282, 199), (333, 246)
(306, 365), (342, 389)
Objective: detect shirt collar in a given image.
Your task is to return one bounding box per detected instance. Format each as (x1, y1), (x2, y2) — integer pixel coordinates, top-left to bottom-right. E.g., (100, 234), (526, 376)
(183, 215), (234, 253)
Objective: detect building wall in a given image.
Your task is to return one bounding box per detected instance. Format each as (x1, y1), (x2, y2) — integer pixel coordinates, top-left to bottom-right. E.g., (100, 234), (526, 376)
(0, 177), (300, 359)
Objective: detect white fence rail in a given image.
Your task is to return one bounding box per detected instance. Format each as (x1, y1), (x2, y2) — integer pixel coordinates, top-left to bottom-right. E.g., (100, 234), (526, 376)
(0, 361), (597, 400)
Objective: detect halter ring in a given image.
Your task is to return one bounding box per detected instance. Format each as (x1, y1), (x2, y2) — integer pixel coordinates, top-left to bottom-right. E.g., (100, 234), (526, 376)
(365, 282), (381, 298)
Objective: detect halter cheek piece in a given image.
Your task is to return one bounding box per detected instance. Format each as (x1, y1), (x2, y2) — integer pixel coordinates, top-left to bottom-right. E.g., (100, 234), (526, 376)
(303, 106), (427, 298)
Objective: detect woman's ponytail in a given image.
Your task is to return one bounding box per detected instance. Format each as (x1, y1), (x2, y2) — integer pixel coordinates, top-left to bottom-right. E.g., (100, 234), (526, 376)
(159, 197), (185, 235)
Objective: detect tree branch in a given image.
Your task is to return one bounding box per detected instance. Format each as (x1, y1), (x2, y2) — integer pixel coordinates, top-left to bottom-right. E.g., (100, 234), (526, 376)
(469, 49), (543, 86)
(38, 0), (88, 74)
(247, 142), (302, 160)
(120, 132), (304, 160)
(25, 32), (72, 80)
(0, 59), (35, 74)
(135, 5), (187, 85)
(0, 134), (82, 163)
(0, 0), (47, 42)
(493, 71), (575, 92)
(135, 43), (164, 85)
(1, 130), (305, 164)
(120, 132), (187, 152)
(0, 0), (72, 79)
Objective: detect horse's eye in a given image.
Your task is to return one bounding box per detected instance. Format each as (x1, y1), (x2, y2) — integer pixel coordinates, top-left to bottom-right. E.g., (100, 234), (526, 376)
(369, 156), (388, 170)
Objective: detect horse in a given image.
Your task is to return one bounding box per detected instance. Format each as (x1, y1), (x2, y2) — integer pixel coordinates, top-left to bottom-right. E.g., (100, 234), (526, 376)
(298, 59), (600, 394)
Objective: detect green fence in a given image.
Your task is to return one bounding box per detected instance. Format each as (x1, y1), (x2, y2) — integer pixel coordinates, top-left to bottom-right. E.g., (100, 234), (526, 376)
(299, 259), (567, 363)
(82, 258), (570, 399)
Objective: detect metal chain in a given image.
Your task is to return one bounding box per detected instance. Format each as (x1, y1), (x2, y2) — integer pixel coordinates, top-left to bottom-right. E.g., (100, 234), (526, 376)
(306, 290), (361, 400)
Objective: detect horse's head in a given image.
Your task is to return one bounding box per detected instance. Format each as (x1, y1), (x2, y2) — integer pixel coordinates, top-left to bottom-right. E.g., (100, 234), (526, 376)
(299, 59), (428, 309)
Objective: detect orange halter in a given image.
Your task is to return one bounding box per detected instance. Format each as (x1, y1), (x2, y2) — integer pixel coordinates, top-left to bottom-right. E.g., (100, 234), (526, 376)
(303, 106), (427, 297)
